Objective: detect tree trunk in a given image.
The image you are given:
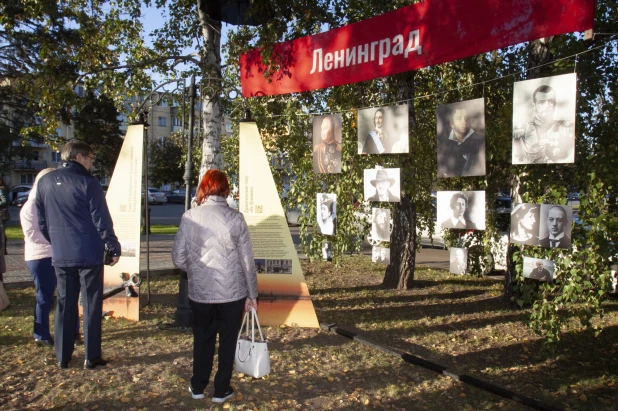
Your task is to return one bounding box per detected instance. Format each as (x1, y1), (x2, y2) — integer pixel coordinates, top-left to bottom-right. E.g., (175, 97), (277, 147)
(381, 70), (418, 290)
(197, 9), (223, 176)
(382, 195), (417, 289)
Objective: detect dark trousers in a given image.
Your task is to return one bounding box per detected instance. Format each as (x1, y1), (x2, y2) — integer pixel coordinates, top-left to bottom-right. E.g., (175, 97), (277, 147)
(27, 258), (57, 341)
(54, 265), (103, 362)
(190, 298), (245, 396)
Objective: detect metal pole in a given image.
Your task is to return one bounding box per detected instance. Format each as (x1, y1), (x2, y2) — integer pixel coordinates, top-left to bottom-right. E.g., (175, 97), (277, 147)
(175, 74), (195, 327)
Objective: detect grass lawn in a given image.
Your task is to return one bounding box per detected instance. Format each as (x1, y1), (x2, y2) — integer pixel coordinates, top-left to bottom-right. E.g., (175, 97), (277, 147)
(1, 255), (617, 410)
(4, 224), (178, 241)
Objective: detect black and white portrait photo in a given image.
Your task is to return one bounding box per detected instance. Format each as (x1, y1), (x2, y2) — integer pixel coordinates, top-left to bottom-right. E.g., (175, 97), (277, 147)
(437, 191), (485, 230)
(255, 259), (266, 274)
(372, 246), (390, 265)
(321, 241), (333, 262)
(313, 114), (343, 173)
(363, 168), (401, 202)
(512, 73), (576, 164)
(436, 98), (486, 177)
(358, 104), (409, 154)
(266, 259), (293, 274)
(317, 193), (337, 236)
(371, 208), (391, 242)
(523, 257), (555, 282)
(449, 248), (468, 275)
(538, 204), (572, 249)
(510, 203), (540, 246)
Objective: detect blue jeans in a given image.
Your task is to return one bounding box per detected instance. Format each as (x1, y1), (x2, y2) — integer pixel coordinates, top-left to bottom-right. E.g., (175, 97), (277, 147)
(27, 258), (56, 341)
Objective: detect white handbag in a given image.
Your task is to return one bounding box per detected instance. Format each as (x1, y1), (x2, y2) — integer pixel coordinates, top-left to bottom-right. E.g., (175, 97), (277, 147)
(235, 308), (270, 378)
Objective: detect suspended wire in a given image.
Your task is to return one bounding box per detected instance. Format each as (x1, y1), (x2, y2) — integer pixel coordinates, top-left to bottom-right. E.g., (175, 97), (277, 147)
(249, 37), (617, 120)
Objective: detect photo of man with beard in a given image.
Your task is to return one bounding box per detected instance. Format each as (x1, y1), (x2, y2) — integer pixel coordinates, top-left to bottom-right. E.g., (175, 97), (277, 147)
(513, 73), (576, 164)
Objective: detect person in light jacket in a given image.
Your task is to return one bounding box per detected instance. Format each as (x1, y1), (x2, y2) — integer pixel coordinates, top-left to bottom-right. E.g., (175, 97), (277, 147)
(172, 169), (258, 405)
(21, 168), (57, 345)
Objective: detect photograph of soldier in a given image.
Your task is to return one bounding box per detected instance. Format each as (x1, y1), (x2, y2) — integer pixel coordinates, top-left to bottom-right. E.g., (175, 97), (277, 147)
(371, 208), (391, 242)
(255, 259), (266, 273)
(321, 242), (333, 262)
(437, 191), (486, 230)
(363, 168), (401, 203)
(510, 203), (540, 246)
(538, 204), (572, 249)
(313, 114), (342, 173)
(436, 98), (486, 177)
(523, 257), (555, 282)
(449, 248), (468, 275)
(317, 193), (337, 236)
(358, 104), (409, 154)
(372, 246), (390, 265)
(512, 73), (576, 164)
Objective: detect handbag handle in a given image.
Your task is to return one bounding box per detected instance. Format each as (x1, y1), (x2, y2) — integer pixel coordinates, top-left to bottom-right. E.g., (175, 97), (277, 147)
(237, 307), (265, 343)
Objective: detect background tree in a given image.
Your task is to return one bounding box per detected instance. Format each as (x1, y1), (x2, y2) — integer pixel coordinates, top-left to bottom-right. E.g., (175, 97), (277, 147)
(72, 90), (123, 180)
(148, 136), (184, 188)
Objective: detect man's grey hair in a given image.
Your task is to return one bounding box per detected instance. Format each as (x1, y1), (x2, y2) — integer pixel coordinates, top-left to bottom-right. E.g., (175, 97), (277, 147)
(61, 139), (93, 161)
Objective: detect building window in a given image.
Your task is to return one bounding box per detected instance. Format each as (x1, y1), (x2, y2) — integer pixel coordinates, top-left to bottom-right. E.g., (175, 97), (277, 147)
(51, 151), (61, 162)
(159, 136), (166, 144)
(172, 116), (181, 126)
(21, 174), (34, 184)
(75, 85), (84, 97)
(158, 117), (167, 127)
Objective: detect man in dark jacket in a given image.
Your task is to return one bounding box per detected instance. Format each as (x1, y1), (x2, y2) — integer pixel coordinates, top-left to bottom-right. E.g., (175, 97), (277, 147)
(36, 140), (120, 370)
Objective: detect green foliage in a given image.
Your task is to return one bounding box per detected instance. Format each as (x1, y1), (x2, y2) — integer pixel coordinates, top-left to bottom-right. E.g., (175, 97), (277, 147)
(148, 136), (184, 187)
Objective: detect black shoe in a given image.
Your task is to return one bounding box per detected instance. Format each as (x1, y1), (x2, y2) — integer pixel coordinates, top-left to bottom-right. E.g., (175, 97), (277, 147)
(58, 360), (69, 369)
(35, 338), (54, 347)
(189, 385), (205, 400)
(212, 387), (235, 404)
(84, 357), (108, 370)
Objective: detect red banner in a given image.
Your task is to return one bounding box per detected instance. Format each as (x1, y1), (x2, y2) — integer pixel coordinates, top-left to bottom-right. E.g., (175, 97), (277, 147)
(240, 0), (594, 97)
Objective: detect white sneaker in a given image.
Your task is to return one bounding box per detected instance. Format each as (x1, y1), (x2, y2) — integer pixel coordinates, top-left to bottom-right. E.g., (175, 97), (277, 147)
(189, 385), (204, 399)
(212, 388), (235, 403)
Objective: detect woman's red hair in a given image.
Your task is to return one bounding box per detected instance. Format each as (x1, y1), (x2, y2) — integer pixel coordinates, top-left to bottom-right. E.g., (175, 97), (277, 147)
(196, 169), (230, 204)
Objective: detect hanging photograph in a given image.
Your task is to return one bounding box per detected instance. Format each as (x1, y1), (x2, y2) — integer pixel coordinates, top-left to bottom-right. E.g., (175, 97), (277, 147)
(523, 256), (555, 282)
(512, 73), (576, 164)
(538, 204), (572, 249)
(371, 208), (391, 242)
(313, 114), (343, 173)
(449, 248), (468, 275)
(321, 241), (333, 262)
(363, 168), (401, 202)
(437, 191), (485, 230)
(436, 98), (486, 177)
(316, 193), (337, 236)
(372, 246), (390, 265)
(510, 203), (541, 246)
(358, 104), (409, 154)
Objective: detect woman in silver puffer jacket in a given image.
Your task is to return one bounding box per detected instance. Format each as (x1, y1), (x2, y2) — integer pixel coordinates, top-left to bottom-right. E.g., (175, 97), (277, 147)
(172, 169), (258, 405)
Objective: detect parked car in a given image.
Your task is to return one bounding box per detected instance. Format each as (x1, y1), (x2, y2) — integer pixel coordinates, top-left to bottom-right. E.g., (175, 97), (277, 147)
(10, 184), (32, 204)
(167, 189), (195, 204)
(12, 194), (29, 207)
(147, 188), (167, 205)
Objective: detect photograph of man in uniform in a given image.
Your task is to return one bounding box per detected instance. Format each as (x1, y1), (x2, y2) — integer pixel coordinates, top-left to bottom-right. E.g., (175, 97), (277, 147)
(372, 246), (390, 265)
(313, 114), (342, 173)
(437, 98), (486, 177)
(539, 205), (572, 249)
(316, 193), (337, 236)
(358, 104), (409, 154)
(513, 73), (576, 164)
(450, 248), (468, 275)
(524, 257), (555, 282)
(437, 191), (485, 230)
(364, 168), (401, 202)
(371, 208), (391, 242)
